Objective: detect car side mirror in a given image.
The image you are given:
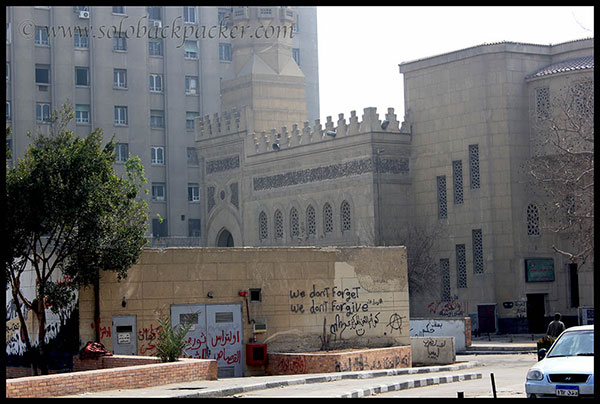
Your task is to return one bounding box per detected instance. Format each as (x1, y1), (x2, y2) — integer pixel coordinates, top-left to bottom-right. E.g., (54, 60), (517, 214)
(537, 348), (547, 361)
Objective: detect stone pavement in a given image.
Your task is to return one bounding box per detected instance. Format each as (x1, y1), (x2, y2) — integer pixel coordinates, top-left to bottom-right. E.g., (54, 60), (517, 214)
(60, 334), (542, 399)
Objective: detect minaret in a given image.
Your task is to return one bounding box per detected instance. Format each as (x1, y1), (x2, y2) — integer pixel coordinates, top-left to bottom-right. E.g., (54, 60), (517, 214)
(220, 6), (308, 133)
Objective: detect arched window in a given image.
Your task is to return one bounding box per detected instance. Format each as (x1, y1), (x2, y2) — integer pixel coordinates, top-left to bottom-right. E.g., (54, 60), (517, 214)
(527, 204), (540, 236)
(341, 200), (351, 232)
(306, 205), (316, 236)
(259, 211), (268, 240)
(274, 210), (284, 239)
(323, 203), (333, 234)
(290, 207), (299, 238)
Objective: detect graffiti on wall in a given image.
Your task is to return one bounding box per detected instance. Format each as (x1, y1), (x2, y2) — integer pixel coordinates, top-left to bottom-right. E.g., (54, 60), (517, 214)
(6, 270), (78, 357)
(288, 284), (406, 341)
(427, 297), (467, 317)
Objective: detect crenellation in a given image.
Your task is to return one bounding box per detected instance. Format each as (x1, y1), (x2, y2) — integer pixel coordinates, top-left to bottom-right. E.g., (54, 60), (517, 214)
(195, 108), (246, 139)
(243, 107), (408, 155)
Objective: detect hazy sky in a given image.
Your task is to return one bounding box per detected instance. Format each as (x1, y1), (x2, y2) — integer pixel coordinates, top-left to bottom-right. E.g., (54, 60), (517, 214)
(316, 6), (594, 122)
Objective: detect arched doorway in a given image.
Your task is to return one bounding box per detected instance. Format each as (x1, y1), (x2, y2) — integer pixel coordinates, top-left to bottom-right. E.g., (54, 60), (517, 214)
(217, 228), (234, 247)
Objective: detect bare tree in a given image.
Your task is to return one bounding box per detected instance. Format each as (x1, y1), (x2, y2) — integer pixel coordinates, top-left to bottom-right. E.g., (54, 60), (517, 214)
(525, 79), (594, 263)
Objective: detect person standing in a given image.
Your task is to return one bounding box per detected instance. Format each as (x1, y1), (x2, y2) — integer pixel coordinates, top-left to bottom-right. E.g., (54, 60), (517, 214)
(546, 312), (566, 338)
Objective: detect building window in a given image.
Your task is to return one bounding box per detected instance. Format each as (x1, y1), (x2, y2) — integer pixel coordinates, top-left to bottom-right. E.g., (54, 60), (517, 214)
(323, 203), (333, 234)
(274, 210), (284, 239)
(293, 14), (299, 33)
(75, 66), (89, 86)
(259, 211), (268, 241)
(75, 104), (90, 123)
(184, 40), (198, 59)
(452, 160), (464, 204)
(290, 207), (299, 238)
(151, 183), (166, 201)
(188, 183), (200, 202)
(526, 203), (540, 236)
(440, 258), (451, 301)
(292, 48), (300, 65)
(187, 147), (199, 166)
(35, 26), (49, 46)
(306, 205), (316, 236)
(36, 103), (51, 123)
(152, 217), (167, 237)
(468, 144), (480, 189)
(114, 106), (128, 125)
(114, 69), (127, 89)
(6, 23), (11, 44)
(186, 111), (198, 130)
(536, 87), (550, 121)
(185, 76), (198, 95)
(456, 244), (467, 288)
(148, 38), (163, 56)
(151, 146), (164, 165)
(218, 8), (230, 24)
(112, 32), (127, 51)
(150, 110), (164, 128)
(6, 62), (9, 81)
(147, 6), (161, 21)
(472, 229), (484, 274)
(115, 143), (128, 162)
(188, 218), (201, 237)
(149, 73), (163, 92)
(341, 200), (351, 232)
(112, 6), (126, 14)
(437, 175), (447, 219)
(183, 6), (196, 23)
(6, 101), (11, 120)
(35, 65), (50, 84)
(74, 29), (88, 48)
(219, 43), (232, 61)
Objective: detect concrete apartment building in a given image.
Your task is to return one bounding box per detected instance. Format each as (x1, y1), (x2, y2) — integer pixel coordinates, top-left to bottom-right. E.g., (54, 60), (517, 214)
(5, 5), (319, 241)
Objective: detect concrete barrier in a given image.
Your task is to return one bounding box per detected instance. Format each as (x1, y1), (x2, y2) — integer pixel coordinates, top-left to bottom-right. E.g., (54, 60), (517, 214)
(410, 317), (471, 352)
(410, 337), (456, 366)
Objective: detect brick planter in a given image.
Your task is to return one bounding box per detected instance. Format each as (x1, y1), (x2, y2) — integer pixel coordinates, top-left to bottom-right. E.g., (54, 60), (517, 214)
(266, 345), (412, 375)
(6, 355), (218, 398)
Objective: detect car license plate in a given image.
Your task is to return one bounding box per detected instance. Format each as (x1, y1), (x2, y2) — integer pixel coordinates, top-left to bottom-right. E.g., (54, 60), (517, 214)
(556, 385), (579, 397)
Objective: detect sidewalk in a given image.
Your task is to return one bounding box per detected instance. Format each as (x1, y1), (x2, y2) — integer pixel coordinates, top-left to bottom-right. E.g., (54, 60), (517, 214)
(462, 333), (541, 354)
(61, 334), (541, 398)
(62, 362), (482, 398)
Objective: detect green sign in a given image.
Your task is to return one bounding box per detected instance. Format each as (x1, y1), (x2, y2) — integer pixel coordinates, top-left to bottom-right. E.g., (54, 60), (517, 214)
(525, 259), (555, 282)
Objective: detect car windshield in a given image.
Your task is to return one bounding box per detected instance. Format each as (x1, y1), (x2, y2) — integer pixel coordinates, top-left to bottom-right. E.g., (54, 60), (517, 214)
(547, 331), (594, 357)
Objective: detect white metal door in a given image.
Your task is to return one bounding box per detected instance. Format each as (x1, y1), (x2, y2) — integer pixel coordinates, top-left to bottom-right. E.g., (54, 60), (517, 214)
(206, 303), (243, 377)
(170, 303), (243, 377)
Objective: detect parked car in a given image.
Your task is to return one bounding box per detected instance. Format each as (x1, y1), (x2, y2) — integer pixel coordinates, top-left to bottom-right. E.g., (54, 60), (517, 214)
(525, 325), (594, 398)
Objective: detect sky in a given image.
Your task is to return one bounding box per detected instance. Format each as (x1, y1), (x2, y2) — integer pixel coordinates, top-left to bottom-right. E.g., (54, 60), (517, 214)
(316, 6), (594, 122)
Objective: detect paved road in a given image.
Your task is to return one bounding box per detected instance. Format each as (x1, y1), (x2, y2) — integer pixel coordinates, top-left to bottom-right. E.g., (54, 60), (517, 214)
(232, 353), (538, 398)
(372, 353), (538, 398)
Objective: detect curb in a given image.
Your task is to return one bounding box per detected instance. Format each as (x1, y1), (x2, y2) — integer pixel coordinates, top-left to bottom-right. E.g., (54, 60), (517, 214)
(339, 372), (483, 398)
(191, 362), (479, 398)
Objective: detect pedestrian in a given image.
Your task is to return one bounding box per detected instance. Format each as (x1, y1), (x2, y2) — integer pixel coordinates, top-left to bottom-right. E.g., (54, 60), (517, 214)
(546, 312), (565, 338)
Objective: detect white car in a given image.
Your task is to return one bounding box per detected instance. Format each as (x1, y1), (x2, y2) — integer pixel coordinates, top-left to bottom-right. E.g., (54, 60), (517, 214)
(526, 325), (594, 398)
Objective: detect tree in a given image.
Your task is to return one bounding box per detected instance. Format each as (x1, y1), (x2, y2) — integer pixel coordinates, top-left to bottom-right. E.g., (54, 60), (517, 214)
(5, 105), (148, 374)
(525, 79), (594, 263)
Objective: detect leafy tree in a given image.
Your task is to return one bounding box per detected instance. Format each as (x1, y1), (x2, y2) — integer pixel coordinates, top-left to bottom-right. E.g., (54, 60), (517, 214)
(155, 311), (195, 362)
(5, 105), (148, 374)
(525, 79), (594, 263)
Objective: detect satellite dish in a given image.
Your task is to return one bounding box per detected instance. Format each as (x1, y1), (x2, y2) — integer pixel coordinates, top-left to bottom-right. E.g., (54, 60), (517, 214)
(272, 143), (280, 151)
(326, 130), (336, 137)
(381, 120), (390, 130)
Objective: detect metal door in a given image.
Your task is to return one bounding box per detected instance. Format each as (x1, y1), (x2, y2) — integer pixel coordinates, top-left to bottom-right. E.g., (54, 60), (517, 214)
(170, 304), (208, 359)
(112, 315), (137, 355)
(206, 303), (243, 377)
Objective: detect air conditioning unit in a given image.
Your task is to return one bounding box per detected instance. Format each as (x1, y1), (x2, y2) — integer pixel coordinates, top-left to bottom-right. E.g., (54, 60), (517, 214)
(253, 323), (267, 334)
(79, 10), (90, 19)
(153, 20), (162, 28)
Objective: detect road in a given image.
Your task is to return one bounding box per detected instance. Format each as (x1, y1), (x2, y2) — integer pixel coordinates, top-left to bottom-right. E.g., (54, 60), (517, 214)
(233, 353), (538, 398)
